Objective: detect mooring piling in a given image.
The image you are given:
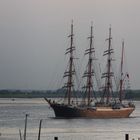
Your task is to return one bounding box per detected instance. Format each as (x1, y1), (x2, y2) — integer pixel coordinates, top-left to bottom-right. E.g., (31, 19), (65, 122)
(19, 129), (22, 140)
(54, 136), (58, 140)
(38, 119), (43, 140)
(24, 114), (29, 140)
(125, 134), (129, 140)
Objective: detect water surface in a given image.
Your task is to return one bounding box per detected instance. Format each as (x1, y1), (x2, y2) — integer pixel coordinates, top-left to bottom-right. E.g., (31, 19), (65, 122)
(0, 98), (140, 140)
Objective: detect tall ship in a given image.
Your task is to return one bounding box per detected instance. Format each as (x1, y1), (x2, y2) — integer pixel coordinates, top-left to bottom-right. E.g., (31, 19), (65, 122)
(45, 22), (135, 118)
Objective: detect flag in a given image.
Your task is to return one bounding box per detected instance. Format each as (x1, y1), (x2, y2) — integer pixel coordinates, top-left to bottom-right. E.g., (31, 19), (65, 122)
(126, 73), (129, 78)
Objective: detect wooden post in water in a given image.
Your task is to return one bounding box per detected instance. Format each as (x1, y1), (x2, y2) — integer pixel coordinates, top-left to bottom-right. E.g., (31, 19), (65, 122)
(19, 129), (22, 140)
(38, 119), (43, 140)
(54, 137), (58, 140)
(125, 134), (129, 140)
(24, 114), (29, 140)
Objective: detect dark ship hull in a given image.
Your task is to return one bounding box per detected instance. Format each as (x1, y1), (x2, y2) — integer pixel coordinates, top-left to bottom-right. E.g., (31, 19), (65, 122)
(49, 102), (135, 118)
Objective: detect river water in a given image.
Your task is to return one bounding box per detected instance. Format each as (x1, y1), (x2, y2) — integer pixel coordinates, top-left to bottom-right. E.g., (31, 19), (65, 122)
(0, 98), (140, 140)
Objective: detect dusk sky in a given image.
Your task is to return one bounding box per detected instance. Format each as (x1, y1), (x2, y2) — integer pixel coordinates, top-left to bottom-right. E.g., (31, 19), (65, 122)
(0, 0), (140, 90)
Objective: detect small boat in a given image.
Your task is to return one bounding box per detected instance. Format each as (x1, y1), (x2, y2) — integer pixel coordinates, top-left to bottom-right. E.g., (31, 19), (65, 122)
(45, 22), (135, 118)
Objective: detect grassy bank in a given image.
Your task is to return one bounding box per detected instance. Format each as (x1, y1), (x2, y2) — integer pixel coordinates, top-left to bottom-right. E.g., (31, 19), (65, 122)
(0, 89), (139, 100)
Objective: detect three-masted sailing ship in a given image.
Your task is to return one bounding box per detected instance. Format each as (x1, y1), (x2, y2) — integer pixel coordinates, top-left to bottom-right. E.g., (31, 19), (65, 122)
(45, 22), (135, 118)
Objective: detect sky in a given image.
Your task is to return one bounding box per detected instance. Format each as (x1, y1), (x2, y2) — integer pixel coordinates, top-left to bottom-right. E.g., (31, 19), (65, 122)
(0, 0), (140, 90)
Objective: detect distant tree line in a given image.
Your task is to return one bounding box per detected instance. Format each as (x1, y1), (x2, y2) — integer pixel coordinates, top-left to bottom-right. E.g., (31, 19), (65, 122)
(0, 89), (139, 100)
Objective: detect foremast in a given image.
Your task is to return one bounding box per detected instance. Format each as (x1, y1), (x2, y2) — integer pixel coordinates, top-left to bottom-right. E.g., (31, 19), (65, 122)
(102, 26), (114, 104)
(83, 23), (95, 106)
(64, 21), (75, 105)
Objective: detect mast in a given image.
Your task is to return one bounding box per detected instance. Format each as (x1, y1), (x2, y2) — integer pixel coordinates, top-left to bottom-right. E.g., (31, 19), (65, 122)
(106, 26), (112, 104)
(83, 23), (94, 106)
(64, 21), (75, 105)
(119, 41), (124, 103)
(102, 26), (114, 104)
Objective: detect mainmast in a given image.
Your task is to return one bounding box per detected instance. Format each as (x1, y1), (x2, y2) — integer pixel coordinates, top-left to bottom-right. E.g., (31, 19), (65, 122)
(64, 21), (75, 105)
(83, 23), (94, 106)
(119, 41), (124, 103)
(102, 26), (114, 104)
